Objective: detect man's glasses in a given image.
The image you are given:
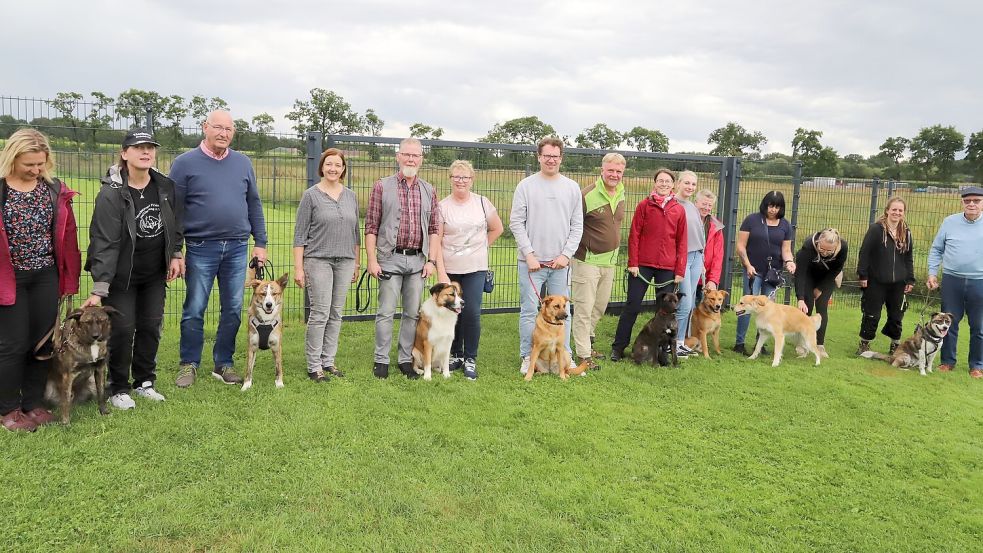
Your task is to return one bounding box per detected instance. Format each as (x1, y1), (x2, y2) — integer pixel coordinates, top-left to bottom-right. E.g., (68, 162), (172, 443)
(208, 124), (235, 133)
(399, 152), (422, 160)
(450, 175), (473, 182)
(539, 154), (561, 161)
(962, 198), (982, 204)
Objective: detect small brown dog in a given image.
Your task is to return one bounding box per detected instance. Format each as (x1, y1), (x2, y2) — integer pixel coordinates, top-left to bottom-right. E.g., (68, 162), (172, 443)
(524, 295), (589, 381)
(732, 294), (823, 367)
(684, 289), (729, 359)
(44, 305), (118, 424)
(242, 271), (289, 391)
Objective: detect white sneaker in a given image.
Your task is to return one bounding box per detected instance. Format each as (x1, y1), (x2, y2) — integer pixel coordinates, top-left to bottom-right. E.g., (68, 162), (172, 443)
(520, 356), (530, 375)
(110, 392), (136, 410)
(134, 382), (166, 401)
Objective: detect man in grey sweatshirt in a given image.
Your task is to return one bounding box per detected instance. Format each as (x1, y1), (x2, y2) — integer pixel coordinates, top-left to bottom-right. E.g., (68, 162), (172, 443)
(509, 137), (584, 374)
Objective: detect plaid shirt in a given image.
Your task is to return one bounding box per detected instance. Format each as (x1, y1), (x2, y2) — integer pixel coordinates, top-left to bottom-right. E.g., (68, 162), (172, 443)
(364, 173), (441, 248)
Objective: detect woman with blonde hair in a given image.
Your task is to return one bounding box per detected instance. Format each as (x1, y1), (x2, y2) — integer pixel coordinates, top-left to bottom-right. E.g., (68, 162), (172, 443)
(856, 197), (914, 355)
(793, 228), (848, 357)
(672, 170), (705, 357)
(0, 129), (81, 431)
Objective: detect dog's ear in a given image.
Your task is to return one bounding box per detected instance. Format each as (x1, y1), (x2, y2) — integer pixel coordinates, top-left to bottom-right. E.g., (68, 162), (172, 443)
(754, 297), (767, 306)
(100, 305), (121, 317)
(66, 308), (84, 321)
(721, 291), (729, 298)
(276, 273), (290, 290)
(247, 267), (256, 283)
(246, 278), (261, 289)
(429, 283), (447, 296)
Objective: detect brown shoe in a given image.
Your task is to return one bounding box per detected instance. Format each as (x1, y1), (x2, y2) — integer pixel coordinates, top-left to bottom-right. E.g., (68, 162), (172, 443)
(212, 366), (244, 385)
(938, 364), (953, 372)
(2, 410), (38, 432)
(578, 357), (599, 371)
(970, 369), (983, 379)
(325, 366), (345, 378)
(24, 408), (57, 426)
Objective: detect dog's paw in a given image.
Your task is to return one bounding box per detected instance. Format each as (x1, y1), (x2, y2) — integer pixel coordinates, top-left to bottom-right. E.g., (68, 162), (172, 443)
(241, 381), (252, 392)
(423, 373), (432, 381)
(442, 372), (451, 379)
(275, 380), (284, 389)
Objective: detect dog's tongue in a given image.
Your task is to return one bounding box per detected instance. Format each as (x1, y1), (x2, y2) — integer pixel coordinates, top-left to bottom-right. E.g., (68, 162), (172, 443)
(453, 307), (462, 314)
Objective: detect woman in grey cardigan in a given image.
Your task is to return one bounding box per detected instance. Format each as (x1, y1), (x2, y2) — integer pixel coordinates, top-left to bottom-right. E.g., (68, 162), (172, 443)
(293, 148), (361, 382)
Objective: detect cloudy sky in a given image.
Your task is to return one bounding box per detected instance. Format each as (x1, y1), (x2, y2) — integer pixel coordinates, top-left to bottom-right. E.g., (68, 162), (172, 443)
(5, 0), (979, 156)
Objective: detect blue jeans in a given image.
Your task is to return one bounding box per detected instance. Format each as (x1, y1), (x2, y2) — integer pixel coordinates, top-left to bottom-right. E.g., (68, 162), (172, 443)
(676, 251), (704, 340)
(735, 274), (778, 346)
(180, 239), (249, 368)
(448, 271), (486, 360)
(518, 261), (570, 358)
(940, 273), (983, 370)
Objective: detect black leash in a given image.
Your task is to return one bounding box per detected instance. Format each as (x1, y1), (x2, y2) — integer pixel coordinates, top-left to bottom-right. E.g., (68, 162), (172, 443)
(248, 256), (275, 281)
(354, 268), (422, 313)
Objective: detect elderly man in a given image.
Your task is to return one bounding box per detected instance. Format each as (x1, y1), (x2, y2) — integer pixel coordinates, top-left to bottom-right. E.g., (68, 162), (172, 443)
(510, 137), (584, 374)
(927, 185), (983, 378)
(365, 138), (441, 379)
(570, 153), (626, 367)
(171, 110), (267, 388)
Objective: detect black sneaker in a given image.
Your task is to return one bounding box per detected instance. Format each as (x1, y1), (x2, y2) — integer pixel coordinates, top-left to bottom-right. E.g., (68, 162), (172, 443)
(463, 358), (477, 381)
(398, 362), (420, 380)
(732, 343), (748, 356)
(308, 370), (329, 383)
(373, 362), (389, 379)
(610, 348), (626, 362)
(449, 357), (465, 371)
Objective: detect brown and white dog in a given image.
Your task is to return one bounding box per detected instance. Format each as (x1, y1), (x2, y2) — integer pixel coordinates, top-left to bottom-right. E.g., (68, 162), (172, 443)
(732, 294), (824, 367)
(412, 282), (464, 381)
(242, 271), (289, 391)
(524, 295), (589, 381)
(860, 312), (953, 375)
(684, 289), (729, 359)
(44, 305), (118, 424)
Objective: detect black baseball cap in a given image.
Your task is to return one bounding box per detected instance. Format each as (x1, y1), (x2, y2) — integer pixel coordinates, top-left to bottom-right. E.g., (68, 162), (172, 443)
(960, 185), (983, 197)
(122, 128), (161, 148)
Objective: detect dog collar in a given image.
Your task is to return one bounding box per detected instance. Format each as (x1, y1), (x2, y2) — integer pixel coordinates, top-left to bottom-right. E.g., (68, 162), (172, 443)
(543, 319), (565, 326)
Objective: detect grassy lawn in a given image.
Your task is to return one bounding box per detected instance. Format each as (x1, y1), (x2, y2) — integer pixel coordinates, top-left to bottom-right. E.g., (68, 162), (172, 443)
(2, 307), (981, 551)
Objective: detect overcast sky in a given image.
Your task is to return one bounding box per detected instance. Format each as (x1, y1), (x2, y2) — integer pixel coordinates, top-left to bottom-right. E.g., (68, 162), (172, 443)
(4, 0), (980, 156)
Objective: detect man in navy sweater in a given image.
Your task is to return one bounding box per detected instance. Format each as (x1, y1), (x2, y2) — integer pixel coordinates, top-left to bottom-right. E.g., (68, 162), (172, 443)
(170, 110), (267, 388)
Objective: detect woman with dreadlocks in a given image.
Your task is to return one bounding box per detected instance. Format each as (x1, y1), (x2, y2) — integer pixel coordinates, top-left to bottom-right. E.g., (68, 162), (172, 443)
(794, 228), (849, 358)
(855, 197), (914, 356)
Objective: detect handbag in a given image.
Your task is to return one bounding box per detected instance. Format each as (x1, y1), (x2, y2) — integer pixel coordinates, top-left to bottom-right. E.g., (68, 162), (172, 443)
(762, 218), (782, 287)
(479, 195), (495, 293)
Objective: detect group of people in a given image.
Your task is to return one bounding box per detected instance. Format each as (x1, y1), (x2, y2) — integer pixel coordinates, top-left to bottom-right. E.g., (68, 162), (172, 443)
(2, 116), (982, 432)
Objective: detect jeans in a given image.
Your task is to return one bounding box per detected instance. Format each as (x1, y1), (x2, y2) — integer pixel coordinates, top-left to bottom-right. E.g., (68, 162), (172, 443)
(939, 273), (983, 370)
(611, 266), (675, 352)
(448, 271), (485, 360)
(735, 274), (778, 346)
(0, 266), (58, 415)
(570, 259), (615, 360)
(375, 253), (425, 364)
(676, 251), (704, 340)
(518, 261), (570, 358)
(180, 239), (249, 369)
(304, 257), (356, 372)
(104, 274), (166, 394)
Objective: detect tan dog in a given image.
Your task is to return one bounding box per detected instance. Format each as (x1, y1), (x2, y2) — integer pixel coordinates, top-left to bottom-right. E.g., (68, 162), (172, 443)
(242, 271), (289, 391)
(860, 312), (953, 375)
(44, 305), (119, 424)
(412, 282), (464, 381)
(684, 290), (729, 359)
(524, 295), (589, 381)
(732, 294), (823, 367)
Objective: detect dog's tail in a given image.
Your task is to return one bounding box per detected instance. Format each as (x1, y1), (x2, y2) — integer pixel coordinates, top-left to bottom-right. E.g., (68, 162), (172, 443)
(859, 350), (891, 362)
(811, 314), (823, 330)
(567, 359), (590, 376)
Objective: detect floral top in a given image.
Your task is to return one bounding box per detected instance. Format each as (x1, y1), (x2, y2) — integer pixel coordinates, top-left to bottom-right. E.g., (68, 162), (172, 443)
(3, 183), (54, 270)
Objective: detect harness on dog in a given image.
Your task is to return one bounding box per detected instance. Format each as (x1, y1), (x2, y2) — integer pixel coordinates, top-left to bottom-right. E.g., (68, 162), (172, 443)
(250, 317), (279, 350)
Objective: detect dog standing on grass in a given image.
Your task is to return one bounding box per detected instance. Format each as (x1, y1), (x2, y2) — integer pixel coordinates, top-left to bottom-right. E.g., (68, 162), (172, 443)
(732, 294), (824, 367)
(242, 271), (289, 391)
(44, 305), (118, 424)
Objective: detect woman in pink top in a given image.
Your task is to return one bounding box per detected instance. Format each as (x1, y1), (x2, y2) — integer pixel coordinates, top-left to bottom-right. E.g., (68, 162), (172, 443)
(435, 160), (503, 380)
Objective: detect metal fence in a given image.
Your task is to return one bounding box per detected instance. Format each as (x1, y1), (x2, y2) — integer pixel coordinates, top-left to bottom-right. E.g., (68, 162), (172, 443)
(2, 94), (955, 325)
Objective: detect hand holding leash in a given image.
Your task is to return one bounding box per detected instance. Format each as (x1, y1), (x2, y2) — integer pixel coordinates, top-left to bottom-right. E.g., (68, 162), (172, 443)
(525, 253), (542, 272)
(926, 275), (939, 290)
(252, 246), (267, 264)
(550, 255), (570, 270)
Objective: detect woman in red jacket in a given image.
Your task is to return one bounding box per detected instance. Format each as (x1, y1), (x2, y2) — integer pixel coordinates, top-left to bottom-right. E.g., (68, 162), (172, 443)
(610, 168), (687, 361)
(0, 129), (81, 432)
(693, 189), (724, 304)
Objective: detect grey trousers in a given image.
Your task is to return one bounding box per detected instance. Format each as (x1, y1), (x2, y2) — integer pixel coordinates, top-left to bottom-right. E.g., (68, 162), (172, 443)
(375, 253), (426, 364)
(304, 257), (356, 372)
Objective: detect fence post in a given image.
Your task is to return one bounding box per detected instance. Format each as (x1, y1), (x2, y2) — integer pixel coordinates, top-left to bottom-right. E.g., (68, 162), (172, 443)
(272, 156), (278, 209)
(887, 179), (895, 198)
(303, 131), (323, 322)
(868, 177), (880, 226)
(784, 161), (803, 305)
(525, 163), (531, 178)
(720, 156), (741, 303)
(144, 102), (154, 134)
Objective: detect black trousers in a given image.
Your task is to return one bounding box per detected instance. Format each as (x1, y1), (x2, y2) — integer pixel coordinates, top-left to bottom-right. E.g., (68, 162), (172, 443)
(612, 267), (675, 351)
(0, 266), (58, 415)
(104, 275), (166, 395)
(798, 274), (834, 345)
(860, 280), (906, 341)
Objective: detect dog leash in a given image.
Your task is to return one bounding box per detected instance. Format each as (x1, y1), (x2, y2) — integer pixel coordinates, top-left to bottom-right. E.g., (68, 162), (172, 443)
(33, 295), (69, 361)
(249, 256), (275, 281)
(354, 267), (424, 313)
(626, 269), (678, 292)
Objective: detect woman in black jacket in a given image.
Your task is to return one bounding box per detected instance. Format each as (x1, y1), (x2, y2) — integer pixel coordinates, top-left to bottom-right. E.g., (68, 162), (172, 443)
(856, 197), (914, 355)
(81, 129), (183, 410)
(794, 228), (848, 357)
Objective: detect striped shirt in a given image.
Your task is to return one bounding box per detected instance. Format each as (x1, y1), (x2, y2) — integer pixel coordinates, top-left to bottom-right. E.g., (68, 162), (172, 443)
(293, 185), (361, 258)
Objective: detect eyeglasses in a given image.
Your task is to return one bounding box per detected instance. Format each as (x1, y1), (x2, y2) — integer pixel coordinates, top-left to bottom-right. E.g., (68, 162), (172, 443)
(962, 198), (982, 204)
(539, 154), (561, 161)
(399, 152), (423, 160)
(654, 178), (674, 184)
(207, 124), (235, 133)
(450, 175), (473, 182)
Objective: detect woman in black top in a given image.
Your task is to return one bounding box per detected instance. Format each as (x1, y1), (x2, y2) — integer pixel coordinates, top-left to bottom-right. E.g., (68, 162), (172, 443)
(81, 129), (183, 410)
(856, 197), (914, 355)
(794, 228), (848, 357)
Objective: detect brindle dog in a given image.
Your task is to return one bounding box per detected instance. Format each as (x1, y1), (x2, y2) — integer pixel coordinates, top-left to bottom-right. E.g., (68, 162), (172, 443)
(631, 291), (684, 367)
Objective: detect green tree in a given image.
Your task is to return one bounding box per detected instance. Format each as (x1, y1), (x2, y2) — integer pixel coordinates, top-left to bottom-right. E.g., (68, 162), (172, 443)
(155, 95), (188, 148)
(575, 123), (622, 149)
(791, 128), (823, 158)
(624, 126), (669, 152)
(910, 125), (965, 183)
(188, 95), (230, 125)
(115, 88), (163, 128)
(791, 128), (837, 176)
(252, 113), (276, 154)
(841, 154), (874, 179)
(285, 88), (363, 137)
(878, 136), (910, 180)
(50, 92), (84, 148)
(363, 109), (384, 137)
(479, 116), (556, 144)
(85, 92), (115, 149)
(707, 122), (767, 157)
(965, 131), (983, 182)
(409, 123), (444, 140)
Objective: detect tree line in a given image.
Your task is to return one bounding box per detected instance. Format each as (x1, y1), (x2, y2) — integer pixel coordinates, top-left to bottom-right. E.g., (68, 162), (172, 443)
(3, 88), (981, 184)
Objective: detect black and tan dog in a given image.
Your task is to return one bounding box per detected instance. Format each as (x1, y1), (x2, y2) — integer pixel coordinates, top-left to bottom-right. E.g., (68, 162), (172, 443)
(44, 305), (118, 424)
(684, 289), (729, 359)
(631, 291), (683, 367)
(242, 271), (289, 391)
(524, 295), (589, 381)
(860, 312), (953, 375)
(412, 282), (464, 381)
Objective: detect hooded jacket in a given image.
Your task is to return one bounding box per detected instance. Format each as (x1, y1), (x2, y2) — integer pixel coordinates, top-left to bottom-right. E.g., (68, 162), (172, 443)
(856, 222), (914, 285)
(85, 166), (183, 297)
(794, 232), (849, 300)
(0, 177), (81, 305)
(627, 194), (687, 276)
(701, 215), (725, 286)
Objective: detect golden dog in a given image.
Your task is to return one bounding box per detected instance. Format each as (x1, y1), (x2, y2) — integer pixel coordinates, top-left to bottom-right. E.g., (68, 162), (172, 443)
(683, 290), (729, 359)
(242, 271), (289, 391)
(732, 294), (823, 367)
(524, 295), (589, 381)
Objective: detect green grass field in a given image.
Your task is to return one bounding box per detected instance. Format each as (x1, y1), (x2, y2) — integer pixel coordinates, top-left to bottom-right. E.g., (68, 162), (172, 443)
(2, 307), (981, 551)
